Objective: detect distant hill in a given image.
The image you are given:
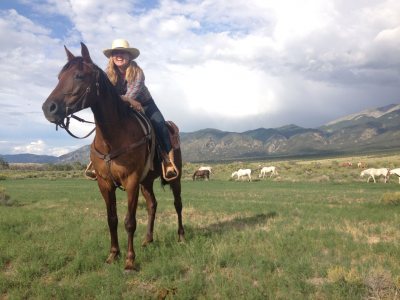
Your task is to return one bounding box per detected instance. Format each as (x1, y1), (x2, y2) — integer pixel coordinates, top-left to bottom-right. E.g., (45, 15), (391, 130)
(0, 153), (59, 164)
(2, 104), (400, 163)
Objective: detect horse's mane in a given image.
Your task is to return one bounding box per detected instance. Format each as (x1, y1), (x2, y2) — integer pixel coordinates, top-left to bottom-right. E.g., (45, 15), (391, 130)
(59, 57), (130, 118)
(96, 65), (131, 118)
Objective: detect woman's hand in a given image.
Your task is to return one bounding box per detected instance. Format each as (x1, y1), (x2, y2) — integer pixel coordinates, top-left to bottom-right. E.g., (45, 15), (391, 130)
(130, 100), (143, 112)
(121, 96), (143, 112)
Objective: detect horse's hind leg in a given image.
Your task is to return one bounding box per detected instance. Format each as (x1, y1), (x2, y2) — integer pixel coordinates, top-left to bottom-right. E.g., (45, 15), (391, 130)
(170, 180), (185, 242)
(140, 182), (157, 246)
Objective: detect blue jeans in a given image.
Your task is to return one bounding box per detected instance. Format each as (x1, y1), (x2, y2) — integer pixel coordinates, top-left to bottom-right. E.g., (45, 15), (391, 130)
(142, 99), (172, 154)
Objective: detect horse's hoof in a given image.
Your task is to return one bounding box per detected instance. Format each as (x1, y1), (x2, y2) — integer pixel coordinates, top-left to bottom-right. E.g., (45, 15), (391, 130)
(124, 268), (134, 274)
(125, 258), (136, 271)
(178, 235), (186, 243)
(105, 251), (120, 264)
(141, 238), (153, 247)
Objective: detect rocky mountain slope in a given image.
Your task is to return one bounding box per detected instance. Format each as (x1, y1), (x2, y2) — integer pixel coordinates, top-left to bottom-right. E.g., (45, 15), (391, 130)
(2, 104), (400, 163)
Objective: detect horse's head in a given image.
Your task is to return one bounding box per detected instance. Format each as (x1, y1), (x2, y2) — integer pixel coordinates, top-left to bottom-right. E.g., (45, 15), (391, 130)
(42, 42), (99, 124)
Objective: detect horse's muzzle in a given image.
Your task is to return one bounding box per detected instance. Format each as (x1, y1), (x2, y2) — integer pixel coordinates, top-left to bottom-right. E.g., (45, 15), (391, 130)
(42, 99), (66, 124)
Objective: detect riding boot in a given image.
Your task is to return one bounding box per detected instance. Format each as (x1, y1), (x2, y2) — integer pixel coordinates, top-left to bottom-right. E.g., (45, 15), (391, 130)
(161, 150), (179, 181)
(84, 161), (97, 180)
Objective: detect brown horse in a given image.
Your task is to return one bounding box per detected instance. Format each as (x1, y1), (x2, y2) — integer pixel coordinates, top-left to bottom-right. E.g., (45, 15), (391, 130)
(192, 169), (210, 181)
(42, 43), (184, 271)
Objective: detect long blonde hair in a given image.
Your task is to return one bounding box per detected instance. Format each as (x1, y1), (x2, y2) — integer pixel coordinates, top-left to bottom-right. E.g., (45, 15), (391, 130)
(105, 59), (142, 85)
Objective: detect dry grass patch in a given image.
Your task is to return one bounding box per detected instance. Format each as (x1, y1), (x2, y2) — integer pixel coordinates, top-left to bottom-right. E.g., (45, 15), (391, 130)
(381, 192), (400, 205)
(333, 220), (399, 244)
(365, 268), (399, 299)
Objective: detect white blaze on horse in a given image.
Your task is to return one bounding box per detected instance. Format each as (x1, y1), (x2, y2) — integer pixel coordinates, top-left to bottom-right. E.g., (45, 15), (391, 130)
(231, 169), (252, 181)
(389, 168), (400, 184)
(259, 166), (278, 178)
(198, 166), (212, 174)
(360, 168), (390, 183)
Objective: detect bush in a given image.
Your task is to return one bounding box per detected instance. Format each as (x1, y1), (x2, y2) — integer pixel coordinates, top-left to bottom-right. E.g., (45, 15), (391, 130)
(0, 186), (16, 206)
(0, 157), (9, 169)
(380, 192), (400, 205)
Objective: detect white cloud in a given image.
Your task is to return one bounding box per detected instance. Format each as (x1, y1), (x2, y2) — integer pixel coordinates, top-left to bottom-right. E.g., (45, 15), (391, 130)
(0, 0), (399, 155)
(13, 140), (46, 154)
(12, 139), (79, 156)
(167, 60), (280, 117)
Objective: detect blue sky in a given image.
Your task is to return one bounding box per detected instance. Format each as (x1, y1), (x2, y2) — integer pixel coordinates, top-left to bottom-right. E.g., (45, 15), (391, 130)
(0, 0), (399, 156)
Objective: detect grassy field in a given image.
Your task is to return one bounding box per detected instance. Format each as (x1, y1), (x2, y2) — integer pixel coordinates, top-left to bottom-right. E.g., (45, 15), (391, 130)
(1, 154), (400, 299)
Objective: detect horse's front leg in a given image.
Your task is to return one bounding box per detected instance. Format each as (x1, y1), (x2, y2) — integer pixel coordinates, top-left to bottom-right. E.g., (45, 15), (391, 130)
(140, 183), (157, 246)
(124, 184), (140, 271)
(98, 182), (120, 264)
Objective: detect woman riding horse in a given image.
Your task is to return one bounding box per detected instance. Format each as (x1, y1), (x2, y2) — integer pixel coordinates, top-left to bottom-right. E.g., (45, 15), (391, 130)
(42, 42), (185, 271)
(86, 39), (178, 181)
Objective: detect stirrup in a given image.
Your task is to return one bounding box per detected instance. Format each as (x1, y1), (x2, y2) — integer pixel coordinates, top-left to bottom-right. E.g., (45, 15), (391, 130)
(84, 162), (97, 181)
(161, 162), (178, 182)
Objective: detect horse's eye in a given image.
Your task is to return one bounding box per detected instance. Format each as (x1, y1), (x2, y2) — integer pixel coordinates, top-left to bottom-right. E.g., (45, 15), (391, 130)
(75, 73), (85, 80)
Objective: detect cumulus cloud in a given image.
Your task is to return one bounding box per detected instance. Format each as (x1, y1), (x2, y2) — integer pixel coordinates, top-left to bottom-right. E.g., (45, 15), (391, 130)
(0, 0), (399, 155)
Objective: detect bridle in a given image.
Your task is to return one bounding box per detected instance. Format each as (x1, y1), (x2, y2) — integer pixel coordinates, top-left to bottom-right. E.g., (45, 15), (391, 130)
(56, 61), (100, 139)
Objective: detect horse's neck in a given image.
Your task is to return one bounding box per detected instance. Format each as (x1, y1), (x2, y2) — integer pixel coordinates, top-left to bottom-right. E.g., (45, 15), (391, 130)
(91, 94), (128, 147)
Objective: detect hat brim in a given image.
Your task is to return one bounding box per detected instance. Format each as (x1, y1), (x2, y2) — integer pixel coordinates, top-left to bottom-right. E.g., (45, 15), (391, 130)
(103, 47), (140, 59)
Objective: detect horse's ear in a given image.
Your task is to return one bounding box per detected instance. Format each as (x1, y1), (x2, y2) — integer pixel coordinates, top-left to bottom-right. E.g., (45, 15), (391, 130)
(81, 42), (93, 64)
(64, 46), (75, 61)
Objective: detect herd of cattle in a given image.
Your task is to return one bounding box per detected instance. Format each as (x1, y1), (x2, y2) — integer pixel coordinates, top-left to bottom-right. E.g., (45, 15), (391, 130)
(191, 165), (400, 184)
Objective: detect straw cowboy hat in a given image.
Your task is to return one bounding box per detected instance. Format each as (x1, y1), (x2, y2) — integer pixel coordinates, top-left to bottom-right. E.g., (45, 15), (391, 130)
(103, 39), (140, 59)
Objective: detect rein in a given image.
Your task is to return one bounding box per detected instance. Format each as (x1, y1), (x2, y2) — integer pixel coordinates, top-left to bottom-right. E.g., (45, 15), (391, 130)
(57, 114), (96, 139)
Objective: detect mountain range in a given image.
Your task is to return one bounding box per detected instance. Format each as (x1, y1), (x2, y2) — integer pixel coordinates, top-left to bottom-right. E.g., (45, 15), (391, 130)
(2, 104), (400, 163)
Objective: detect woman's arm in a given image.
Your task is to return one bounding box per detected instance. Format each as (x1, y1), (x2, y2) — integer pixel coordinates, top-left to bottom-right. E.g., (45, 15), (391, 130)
(121, 96), (143, 112)
(125, 68), (145, 100)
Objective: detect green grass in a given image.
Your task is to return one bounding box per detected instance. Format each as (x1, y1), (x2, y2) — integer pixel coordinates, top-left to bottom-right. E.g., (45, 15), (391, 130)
(1, 176), (400, 299)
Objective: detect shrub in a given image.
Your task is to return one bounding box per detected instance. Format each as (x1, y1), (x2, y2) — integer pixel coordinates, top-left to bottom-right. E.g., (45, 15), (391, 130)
(380, 192), (400, 205)
(0, 157), (9, 169)
(0, 186), (16, 206)
(327, 266), (347, 282)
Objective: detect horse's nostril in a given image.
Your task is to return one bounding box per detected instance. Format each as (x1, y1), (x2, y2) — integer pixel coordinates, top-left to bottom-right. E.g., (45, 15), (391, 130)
(49, 102), (58, 113)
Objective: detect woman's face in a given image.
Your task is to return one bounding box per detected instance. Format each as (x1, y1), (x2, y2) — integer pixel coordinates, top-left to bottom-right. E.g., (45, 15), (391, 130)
(112, 50), (131, 70)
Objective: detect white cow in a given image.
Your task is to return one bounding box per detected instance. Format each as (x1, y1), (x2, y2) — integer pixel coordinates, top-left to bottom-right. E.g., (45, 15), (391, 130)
(198, 166), (212, 174)
(231, 169), (252, 181)
(360, 168), (389, 183)
(259, 166), (278, 178)
(389, 168), (400, 184)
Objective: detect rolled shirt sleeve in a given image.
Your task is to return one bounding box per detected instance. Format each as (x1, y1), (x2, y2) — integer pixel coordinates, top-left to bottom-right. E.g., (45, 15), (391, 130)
(124, 68), (152, 104)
